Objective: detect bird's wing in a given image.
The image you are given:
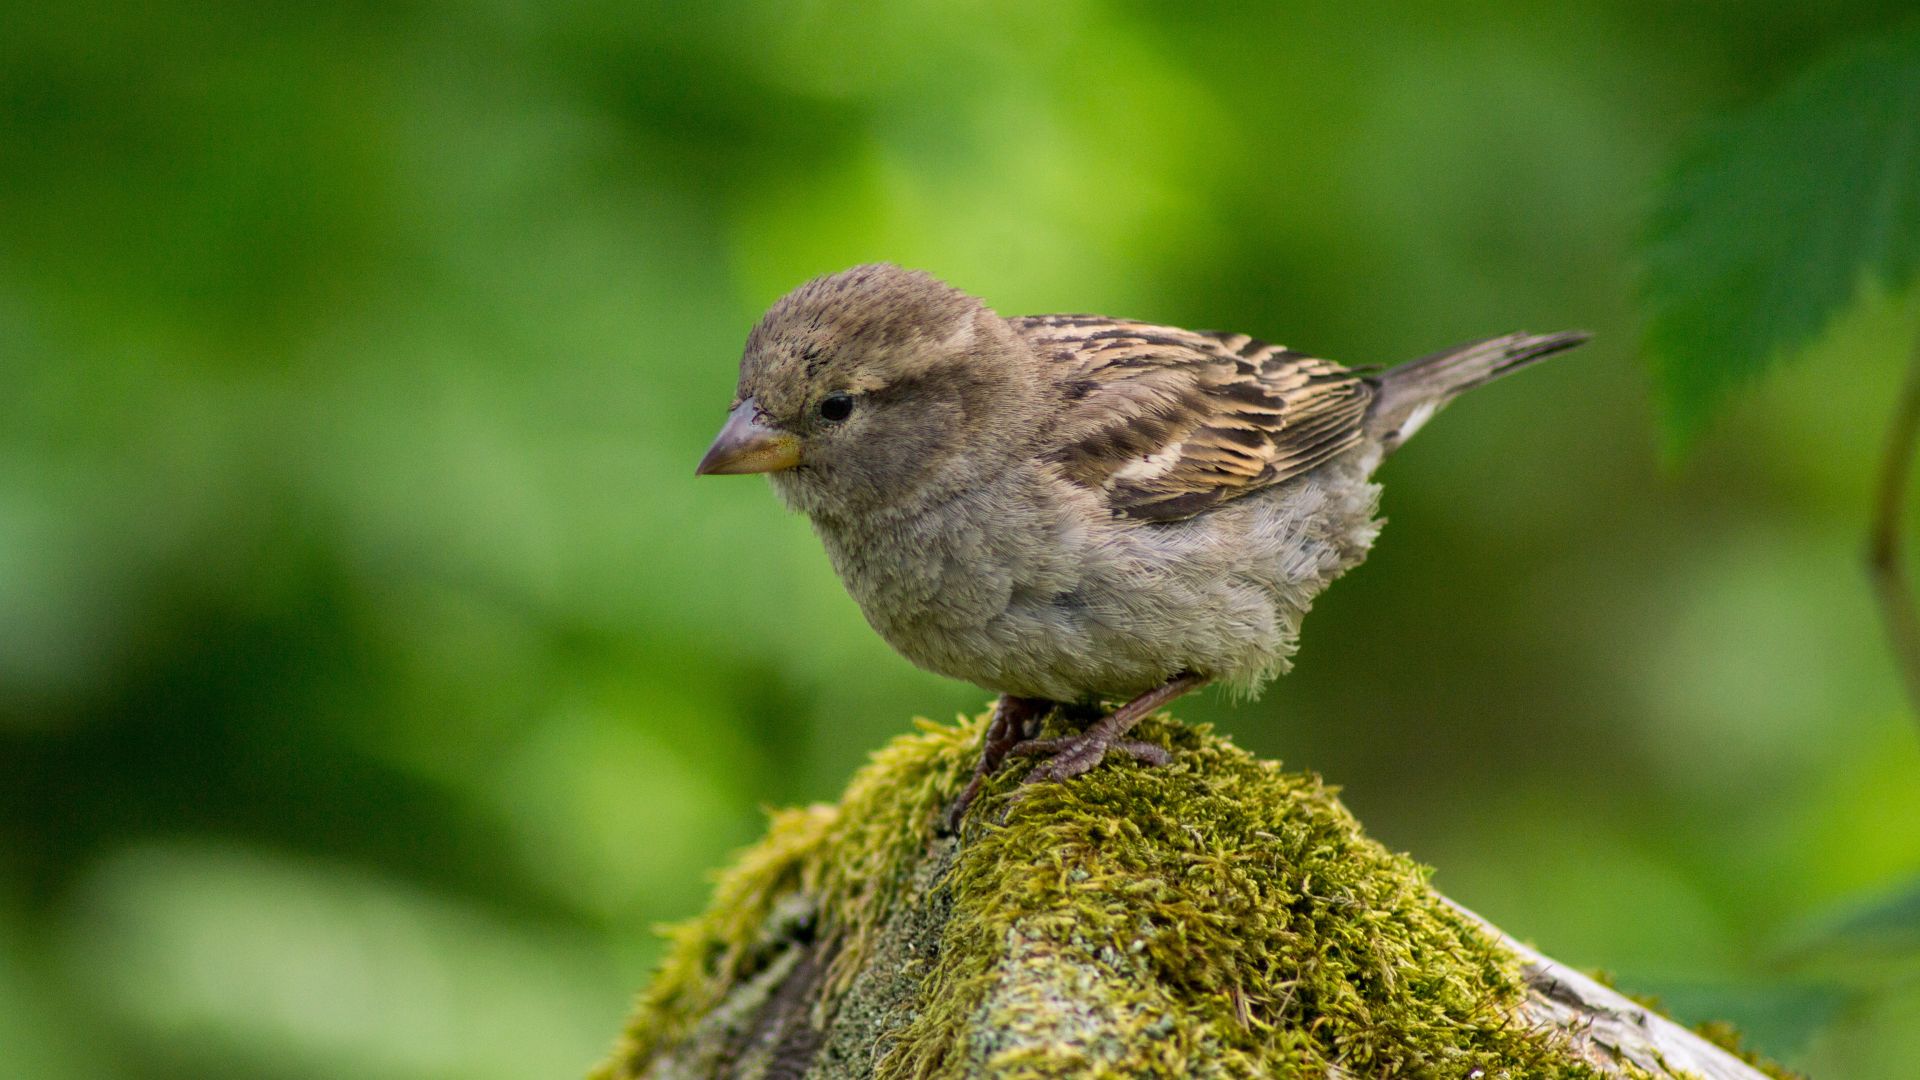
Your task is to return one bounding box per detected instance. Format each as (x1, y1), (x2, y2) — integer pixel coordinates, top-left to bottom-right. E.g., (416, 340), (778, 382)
(1009, 315), (1375, 522)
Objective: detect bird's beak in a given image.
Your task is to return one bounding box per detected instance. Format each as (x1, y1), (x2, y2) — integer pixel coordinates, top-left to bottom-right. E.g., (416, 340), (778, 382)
(695, 398), (801, 476)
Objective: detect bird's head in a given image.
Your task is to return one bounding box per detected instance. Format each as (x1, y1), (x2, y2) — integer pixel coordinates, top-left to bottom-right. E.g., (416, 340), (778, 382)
(696, 264), (1028, 516)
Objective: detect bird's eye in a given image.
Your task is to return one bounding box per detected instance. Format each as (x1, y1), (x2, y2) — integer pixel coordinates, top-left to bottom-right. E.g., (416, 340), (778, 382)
(817, 392), (854, 423)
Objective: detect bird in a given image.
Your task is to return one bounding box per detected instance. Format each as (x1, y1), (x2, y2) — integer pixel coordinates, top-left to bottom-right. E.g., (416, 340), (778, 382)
(696, 263), (1587, 825)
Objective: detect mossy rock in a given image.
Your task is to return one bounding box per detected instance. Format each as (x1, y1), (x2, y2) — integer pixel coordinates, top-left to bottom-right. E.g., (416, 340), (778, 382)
(595, 712), (1786, 1079)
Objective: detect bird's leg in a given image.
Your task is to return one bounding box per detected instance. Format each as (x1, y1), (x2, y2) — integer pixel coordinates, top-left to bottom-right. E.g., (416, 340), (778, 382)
(1006, 672), (1209, 789)
(947, 693), (1054, 828)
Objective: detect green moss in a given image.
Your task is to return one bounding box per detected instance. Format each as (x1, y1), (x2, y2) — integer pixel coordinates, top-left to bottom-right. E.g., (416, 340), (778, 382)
(599, 711), (1615, 1078)
(594, 721), (972, 1078)
(593, 800), (836, 1075)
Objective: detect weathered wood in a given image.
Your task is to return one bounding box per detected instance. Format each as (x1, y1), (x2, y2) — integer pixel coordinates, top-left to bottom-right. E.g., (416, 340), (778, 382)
(1470, 906), (1772, 1080)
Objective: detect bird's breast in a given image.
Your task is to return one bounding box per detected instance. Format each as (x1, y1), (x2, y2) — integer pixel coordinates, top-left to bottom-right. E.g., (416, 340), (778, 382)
(802, 475), (1118, 692)
(810, 495), (1042, 640)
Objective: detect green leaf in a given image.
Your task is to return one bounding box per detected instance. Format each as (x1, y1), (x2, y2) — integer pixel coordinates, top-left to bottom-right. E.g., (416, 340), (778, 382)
(1642, 23), (1920, 449)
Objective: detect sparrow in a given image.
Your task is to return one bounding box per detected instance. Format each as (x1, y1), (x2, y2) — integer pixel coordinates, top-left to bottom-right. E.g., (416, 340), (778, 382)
(696, 264), (1587, 824)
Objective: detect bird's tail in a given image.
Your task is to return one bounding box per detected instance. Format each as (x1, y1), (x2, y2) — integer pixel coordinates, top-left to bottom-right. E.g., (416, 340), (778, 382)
(1365, 330), (1590, 451)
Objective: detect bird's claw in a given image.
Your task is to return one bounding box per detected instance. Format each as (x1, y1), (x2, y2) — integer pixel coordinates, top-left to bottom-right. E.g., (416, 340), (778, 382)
(995, 733), (1171, 820)
(955, 675), (1203, 826)
(947, 695), (1051, 830)
(1010, 733), (1170, 784)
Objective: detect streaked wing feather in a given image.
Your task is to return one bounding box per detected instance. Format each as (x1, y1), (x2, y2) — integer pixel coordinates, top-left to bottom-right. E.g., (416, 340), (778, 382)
(1010, 317), (1374, 522)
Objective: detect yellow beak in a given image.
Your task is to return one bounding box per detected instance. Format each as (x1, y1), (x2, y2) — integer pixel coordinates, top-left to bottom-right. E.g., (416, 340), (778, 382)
(695, 398), (802, 476)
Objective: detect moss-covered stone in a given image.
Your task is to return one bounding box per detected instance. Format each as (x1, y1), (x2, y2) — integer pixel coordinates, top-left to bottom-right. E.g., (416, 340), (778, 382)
(594, 712), (1740, 1078)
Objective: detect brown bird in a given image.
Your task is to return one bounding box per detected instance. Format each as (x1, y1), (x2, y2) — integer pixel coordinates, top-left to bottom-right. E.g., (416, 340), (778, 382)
(697, 264), (1586, 823)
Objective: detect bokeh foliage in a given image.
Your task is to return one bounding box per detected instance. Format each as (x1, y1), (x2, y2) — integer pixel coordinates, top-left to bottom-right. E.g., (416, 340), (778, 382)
(2, 3), (1918, 1078)
(1643, 24), (1920, 446)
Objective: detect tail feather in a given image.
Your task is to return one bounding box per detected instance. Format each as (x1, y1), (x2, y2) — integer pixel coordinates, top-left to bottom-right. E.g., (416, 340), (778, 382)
(1365, 330), (1589, 450)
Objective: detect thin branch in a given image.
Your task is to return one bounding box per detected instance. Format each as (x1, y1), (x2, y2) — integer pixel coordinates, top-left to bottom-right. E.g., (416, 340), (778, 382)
(1868, 323), (1920, 728)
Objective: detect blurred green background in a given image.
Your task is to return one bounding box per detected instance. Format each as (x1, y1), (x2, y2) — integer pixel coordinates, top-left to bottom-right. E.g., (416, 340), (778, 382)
(5, 2), (1919, 1077)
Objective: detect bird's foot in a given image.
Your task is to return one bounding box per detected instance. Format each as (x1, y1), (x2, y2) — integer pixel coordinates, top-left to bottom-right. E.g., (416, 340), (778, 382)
(1007, 732), (1171, 784)
(947, 694), (1053, 829)
(999, 672), (1209, 817)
